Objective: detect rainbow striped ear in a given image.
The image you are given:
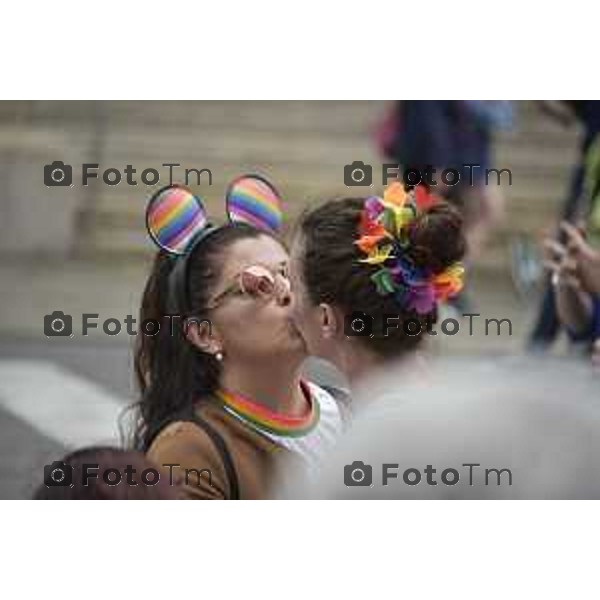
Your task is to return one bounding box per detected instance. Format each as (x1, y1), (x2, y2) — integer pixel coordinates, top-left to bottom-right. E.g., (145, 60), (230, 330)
(145, 185), (210, 255)
(225, 174), (283, 233)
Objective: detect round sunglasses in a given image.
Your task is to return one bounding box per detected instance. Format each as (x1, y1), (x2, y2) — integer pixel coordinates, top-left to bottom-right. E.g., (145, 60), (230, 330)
(206, 264), (291, 310)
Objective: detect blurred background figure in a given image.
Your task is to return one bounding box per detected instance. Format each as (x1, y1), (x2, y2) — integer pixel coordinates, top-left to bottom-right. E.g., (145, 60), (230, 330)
(33, 446), (180, 499)
(287, 357), (600, 499)
(593, 339), (600, 367)
(376, 100), (513, 309)
(543, 220), (600, 364)
(528, 101), (600, 350)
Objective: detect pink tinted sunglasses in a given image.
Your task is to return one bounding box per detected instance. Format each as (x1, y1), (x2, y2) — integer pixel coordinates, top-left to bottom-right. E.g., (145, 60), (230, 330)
(207, 264), (291, 310)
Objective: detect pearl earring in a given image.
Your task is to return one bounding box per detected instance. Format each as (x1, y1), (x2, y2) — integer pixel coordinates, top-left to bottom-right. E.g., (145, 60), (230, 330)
(215, 351), (224, 362)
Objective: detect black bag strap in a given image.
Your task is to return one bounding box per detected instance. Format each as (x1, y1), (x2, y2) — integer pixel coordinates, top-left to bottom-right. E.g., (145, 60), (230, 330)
(144, 406), (240, 499)
(181, 412), (240, 500)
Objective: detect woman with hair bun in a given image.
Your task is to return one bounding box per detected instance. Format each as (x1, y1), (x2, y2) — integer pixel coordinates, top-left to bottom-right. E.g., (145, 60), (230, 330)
(289, 182), (467, 389)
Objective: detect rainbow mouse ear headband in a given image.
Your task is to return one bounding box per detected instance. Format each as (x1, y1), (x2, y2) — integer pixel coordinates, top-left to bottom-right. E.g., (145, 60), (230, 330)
(355, 182), (465, 315)
(145, 174), (283, 314)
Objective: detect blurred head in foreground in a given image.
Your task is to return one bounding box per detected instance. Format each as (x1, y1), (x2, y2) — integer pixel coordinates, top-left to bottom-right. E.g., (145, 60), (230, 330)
(286, 357), (600, 499)
(33, 447), (179, 500)
(289, 184), (465, 385)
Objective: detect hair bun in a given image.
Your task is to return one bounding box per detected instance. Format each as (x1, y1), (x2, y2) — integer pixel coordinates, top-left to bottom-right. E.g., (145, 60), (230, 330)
(408, 202), (466, 274)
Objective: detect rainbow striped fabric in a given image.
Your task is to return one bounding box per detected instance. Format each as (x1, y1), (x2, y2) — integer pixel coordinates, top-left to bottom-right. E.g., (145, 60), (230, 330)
(146, 185), (207, 254)
(215, 381), (320, 438)
(226, 175), (283, 233)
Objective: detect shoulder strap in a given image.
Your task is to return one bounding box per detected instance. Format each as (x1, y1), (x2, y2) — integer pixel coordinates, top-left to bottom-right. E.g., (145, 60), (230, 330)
(178, 412), (240, 500)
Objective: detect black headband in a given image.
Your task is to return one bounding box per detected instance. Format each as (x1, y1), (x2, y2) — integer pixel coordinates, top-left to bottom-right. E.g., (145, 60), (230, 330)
(166, 223), (220, 316)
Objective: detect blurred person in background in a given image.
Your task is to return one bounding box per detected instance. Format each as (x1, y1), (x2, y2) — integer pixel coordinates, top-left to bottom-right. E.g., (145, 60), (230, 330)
(33, 447), (180, 500)
(593, 339), (600, 367)
(529, 101), (600, 350)
(376, 100), (512, 309)
(289, 183), (466, 397)
(134, 224), (343, 499)
(285, 357), (600, 499)
(544, 220), (600, 363)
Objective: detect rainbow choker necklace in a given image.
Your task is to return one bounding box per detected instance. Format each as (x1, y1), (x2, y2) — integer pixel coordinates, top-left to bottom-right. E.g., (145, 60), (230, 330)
(215, 380), (320, 438)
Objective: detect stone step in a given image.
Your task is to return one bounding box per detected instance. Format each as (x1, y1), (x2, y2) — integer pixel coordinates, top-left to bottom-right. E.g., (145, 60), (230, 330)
(2, 111), (581, 191)
(71, 123), (578, 191)
(84, 200), (563, 246)
(2, 100), (382, 135)
(17, 111), (575, 159)
(82, 189), (562, 254)
(80, 219), (535, 278)
(82, 166), (574, 223)
(2, 100), (584, 143)
(7, 100), (381, 130)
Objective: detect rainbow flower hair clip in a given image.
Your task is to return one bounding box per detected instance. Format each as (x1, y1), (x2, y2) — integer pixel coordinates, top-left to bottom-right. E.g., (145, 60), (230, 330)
(355, 182), (464, 315)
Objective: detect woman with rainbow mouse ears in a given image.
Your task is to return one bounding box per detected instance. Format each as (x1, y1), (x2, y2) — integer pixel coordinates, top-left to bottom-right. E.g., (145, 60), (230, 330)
(133, 175), (344, 499)
(288, 181), (466, 395)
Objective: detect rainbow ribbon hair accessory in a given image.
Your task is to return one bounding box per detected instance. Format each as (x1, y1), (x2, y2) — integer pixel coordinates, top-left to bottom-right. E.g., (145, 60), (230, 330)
(355, 182), (464, 314)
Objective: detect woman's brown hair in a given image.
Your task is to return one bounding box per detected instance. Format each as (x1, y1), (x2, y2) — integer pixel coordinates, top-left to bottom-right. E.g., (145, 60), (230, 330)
(132, 223), (275, 451)
(296, 195), (466, 358)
